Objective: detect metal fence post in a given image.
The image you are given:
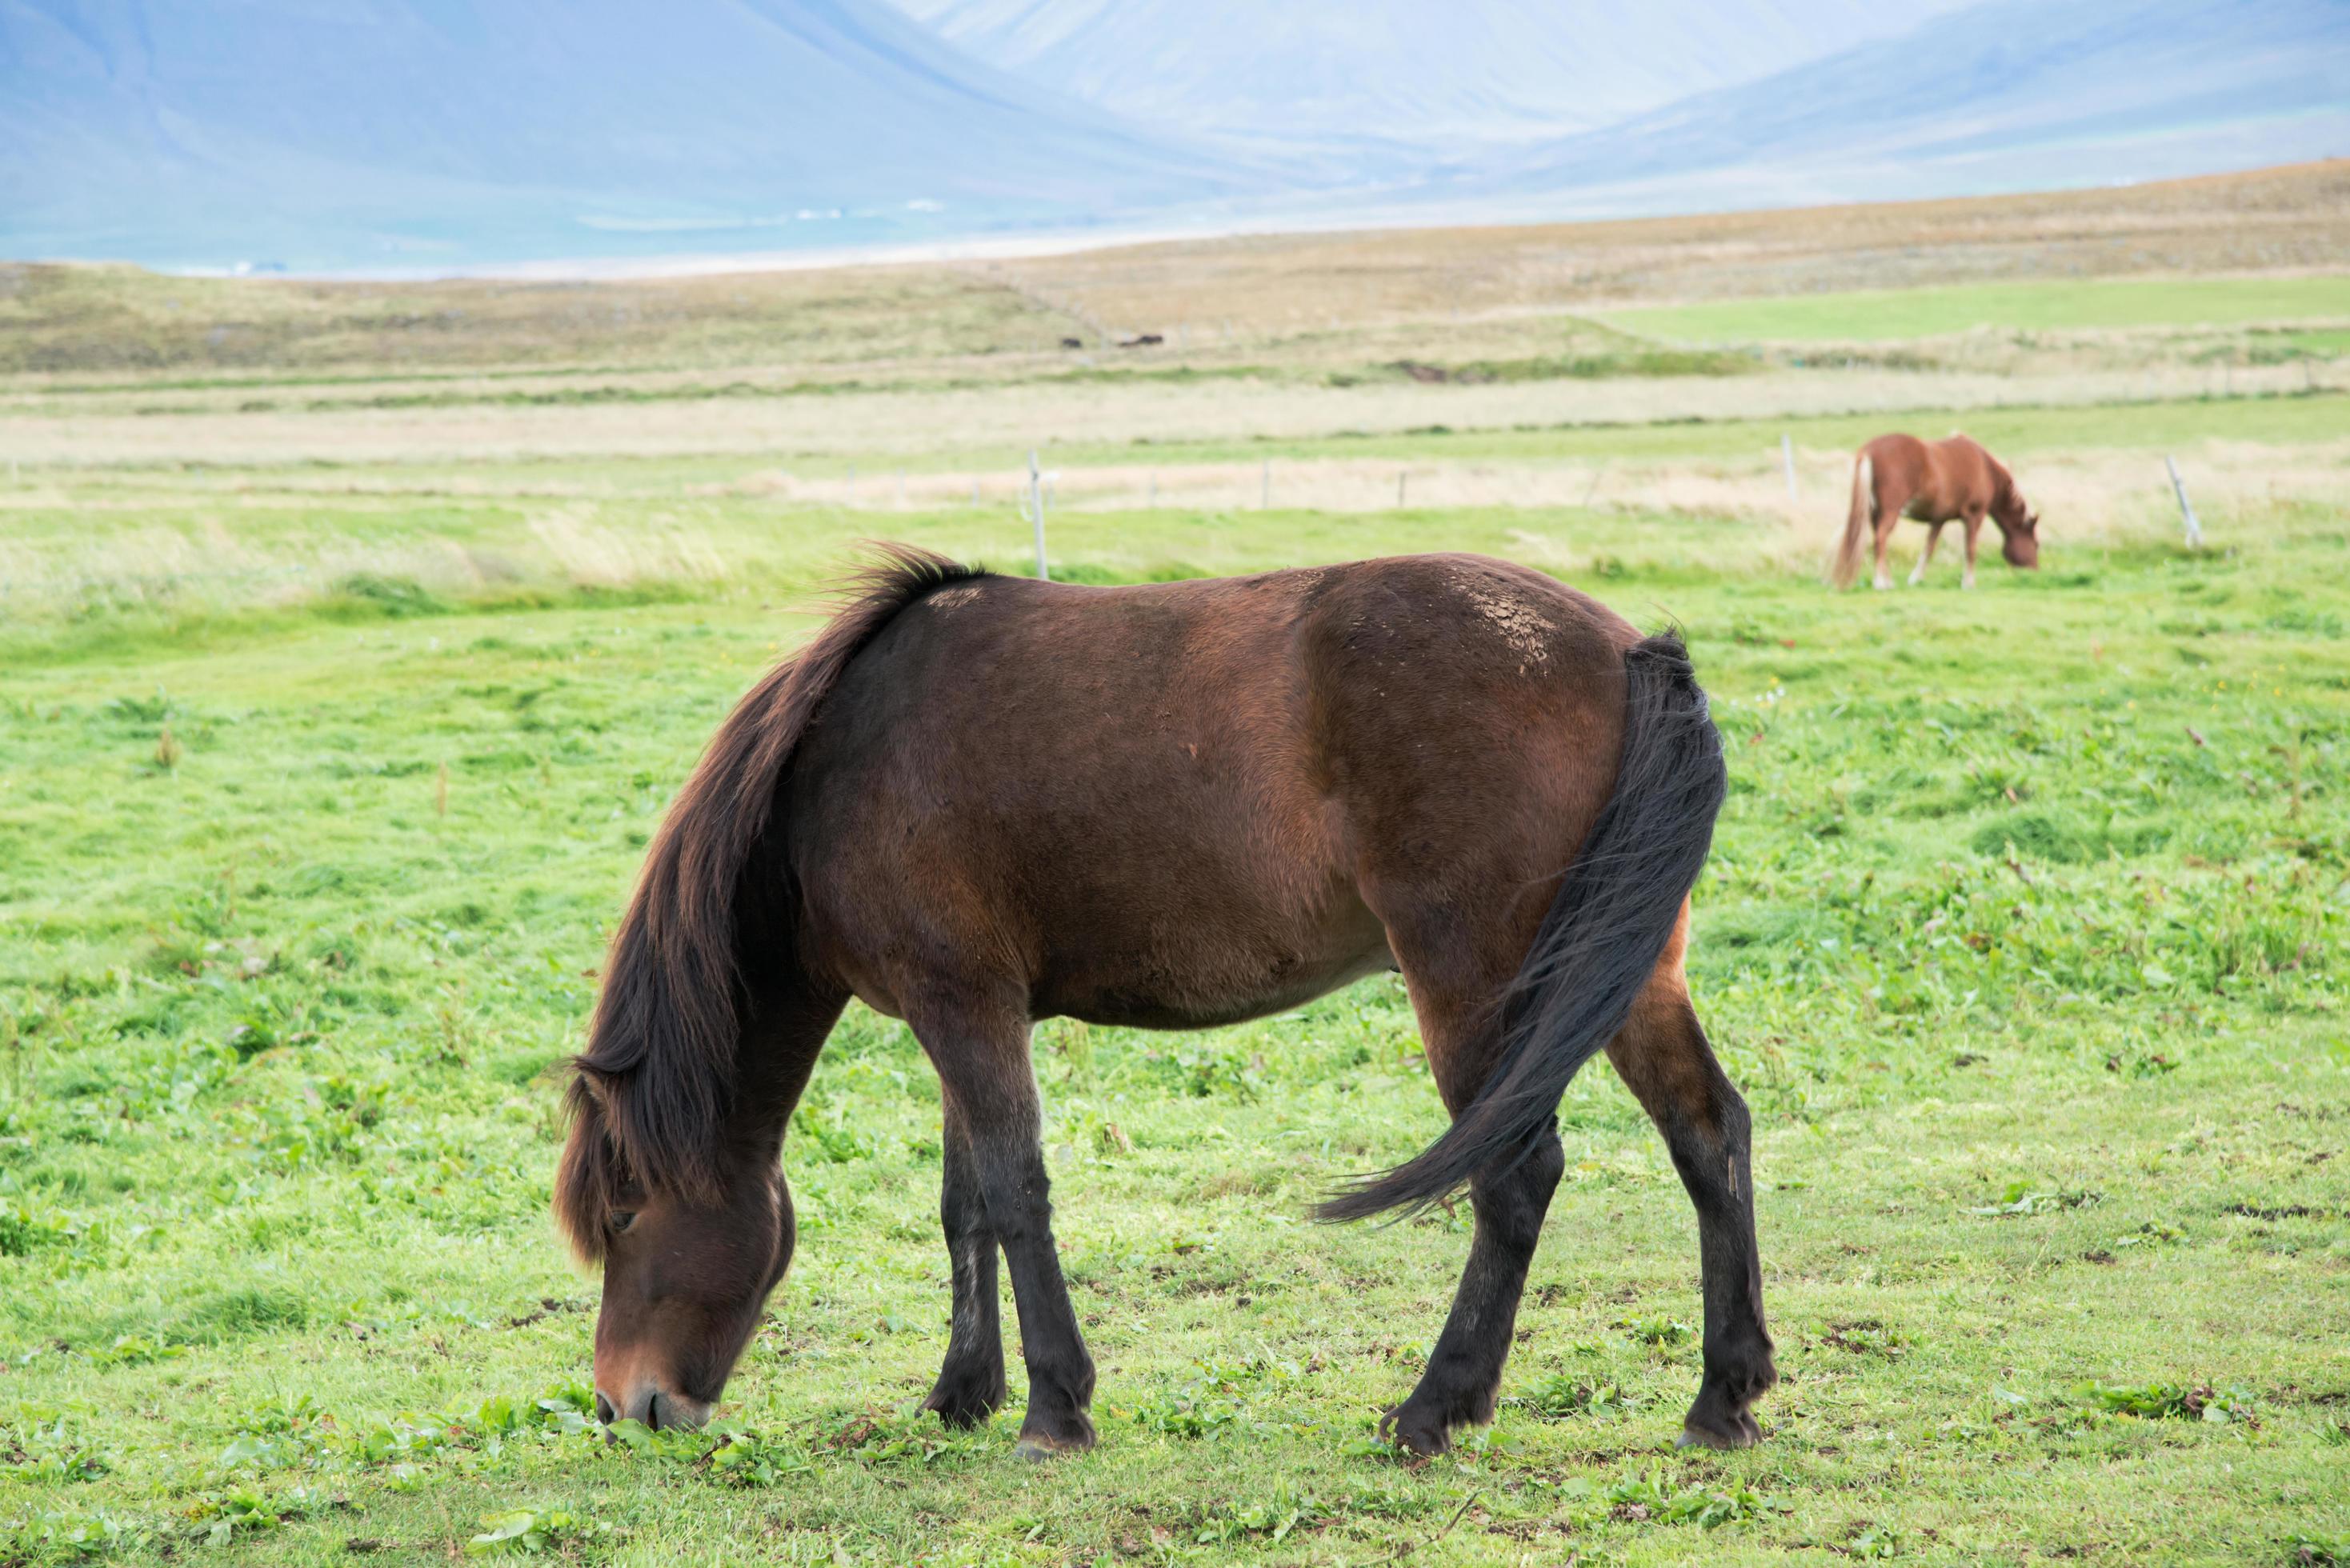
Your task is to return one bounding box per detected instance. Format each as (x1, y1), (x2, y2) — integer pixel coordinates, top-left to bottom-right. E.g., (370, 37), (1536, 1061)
(1029, 450), (1049, 579)
(2166, 455), (2203, 548)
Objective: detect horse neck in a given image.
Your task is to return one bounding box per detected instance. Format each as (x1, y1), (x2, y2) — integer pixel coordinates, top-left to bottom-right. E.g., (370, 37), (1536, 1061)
(1986, 464), (2022, 525)
(728, 943), (845, 1142)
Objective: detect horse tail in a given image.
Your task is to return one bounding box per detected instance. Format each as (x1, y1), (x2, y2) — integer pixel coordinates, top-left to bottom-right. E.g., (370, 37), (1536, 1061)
(558, 545), (984, 1256)
(1831, 452), (1874, 589)
(1317, 632), (1726, 1223)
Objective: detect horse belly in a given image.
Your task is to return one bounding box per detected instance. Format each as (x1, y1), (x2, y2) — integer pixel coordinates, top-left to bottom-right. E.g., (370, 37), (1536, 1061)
(1035, 876), (1395, 1030)
(1017, 789), (1395, 1028)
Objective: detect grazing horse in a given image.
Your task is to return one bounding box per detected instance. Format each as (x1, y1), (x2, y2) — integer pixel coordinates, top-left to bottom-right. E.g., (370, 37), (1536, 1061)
(1832, 432), (2040, 590)
(555, 548), (1774, 1458)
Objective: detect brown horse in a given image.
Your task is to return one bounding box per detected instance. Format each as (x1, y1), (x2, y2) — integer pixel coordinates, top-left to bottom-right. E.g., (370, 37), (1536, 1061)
(554, 547), (1773, 1458)
(1832, 432), (2040, 590)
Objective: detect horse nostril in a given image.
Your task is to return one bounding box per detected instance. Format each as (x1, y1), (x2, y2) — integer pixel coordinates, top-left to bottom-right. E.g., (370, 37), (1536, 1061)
(593, 1390), (616, 1426)
(645, 1390), (711, 1434)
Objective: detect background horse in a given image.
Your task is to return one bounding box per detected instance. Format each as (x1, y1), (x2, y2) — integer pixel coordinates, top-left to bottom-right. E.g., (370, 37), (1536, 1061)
(555, 547), (1774, 1458)
(1833, 432), (2040, 590)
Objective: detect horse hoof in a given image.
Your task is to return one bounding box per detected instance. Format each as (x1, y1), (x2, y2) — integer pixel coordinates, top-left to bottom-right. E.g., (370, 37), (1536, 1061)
(1677, 1411), (1763, 1450)
(1378, 1404), (1454, 1458)
(1011, 1418), (1095, 1462)
(1014, 1433), (1088, 1462)
(922, 1373), (1007, 1430)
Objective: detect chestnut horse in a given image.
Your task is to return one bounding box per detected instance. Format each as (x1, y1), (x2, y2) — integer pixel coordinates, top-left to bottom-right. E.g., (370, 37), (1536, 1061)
(1832, 432), (2040, 590)
(554, 547), (1773, 1458)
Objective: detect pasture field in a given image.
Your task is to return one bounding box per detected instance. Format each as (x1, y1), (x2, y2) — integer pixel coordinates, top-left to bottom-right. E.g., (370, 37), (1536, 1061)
(4, 469), (2348, 1568)
(4, 171), (2349, 1566)
(1604, 276), (2350, 346)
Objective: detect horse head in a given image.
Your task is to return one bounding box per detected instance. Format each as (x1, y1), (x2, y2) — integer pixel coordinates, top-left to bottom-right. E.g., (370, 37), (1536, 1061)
(1999, 498), (2041, 568)
(558, 1079), (792, 1432)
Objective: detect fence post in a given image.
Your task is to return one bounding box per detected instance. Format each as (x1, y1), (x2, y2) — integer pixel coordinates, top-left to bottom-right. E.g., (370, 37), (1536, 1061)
(1781, 433), (1798, 503)
(1397, 470), (1407, 508)
(2165, 455), (2203, 549)
(1029, 450), (1050, 580)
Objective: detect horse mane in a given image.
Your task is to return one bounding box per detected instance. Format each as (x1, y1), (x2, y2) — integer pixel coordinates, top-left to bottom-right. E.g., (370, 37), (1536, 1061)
(556, 545), (986, 1259)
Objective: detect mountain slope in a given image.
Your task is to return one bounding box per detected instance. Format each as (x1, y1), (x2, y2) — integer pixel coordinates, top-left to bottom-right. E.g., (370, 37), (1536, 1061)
(0, 0), (1248, 270)
(6, 0), (2340, 274)
(1469, 0), (2350, 214)
(891, 0), (1974, 156)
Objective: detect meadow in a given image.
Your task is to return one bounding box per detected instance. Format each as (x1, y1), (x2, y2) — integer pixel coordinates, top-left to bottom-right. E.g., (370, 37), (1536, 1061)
(1604, 276), (2350, 345)
(2, 169), (2348, 1566)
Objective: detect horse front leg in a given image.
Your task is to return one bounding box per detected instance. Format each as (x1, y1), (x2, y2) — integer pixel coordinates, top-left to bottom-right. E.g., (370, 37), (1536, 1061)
(1963, 511), (1984, 590)
(914, 1000), (1095, 1458)
(922, 1098), (1007, 1427)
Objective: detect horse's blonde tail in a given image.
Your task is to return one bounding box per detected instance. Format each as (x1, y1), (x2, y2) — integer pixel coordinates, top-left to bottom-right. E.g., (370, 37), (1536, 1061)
(1831, 453), (1872, 589)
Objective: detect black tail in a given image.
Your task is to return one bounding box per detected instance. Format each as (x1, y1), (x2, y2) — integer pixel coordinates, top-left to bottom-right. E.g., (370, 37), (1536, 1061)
(1317, 633), (1727, 1222)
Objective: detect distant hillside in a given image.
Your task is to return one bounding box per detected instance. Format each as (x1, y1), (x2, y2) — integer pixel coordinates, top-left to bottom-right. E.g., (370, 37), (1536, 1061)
(1464, 0), (2350, 215)
(894, 0), (1972, 161)
(0, 0), (1247, 271)
(5, 0), (2344, 274)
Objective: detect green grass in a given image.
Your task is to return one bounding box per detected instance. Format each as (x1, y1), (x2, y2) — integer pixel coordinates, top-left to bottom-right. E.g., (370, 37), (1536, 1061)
(2264, 327), (2350, 358)
(1080, 387), (2350, 471)
(12, 386), (2341, 511)
(1608, 277), (2350, 344)
(2, 475), (2345, 1566)
(0, 262), (1067, 377)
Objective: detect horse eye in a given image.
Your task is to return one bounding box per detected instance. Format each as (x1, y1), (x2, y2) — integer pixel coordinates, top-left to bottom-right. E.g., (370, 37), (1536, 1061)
(610, 1211), (637, 1234)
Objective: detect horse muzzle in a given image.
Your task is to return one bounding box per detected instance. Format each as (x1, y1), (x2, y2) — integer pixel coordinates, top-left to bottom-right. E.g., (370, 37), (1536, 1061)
(595, 1383), (712, 1434)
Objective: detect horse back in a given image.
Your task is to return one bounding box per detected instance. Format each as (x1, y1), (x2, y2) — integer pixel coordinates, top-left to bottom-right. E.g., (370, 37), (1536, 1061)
(1860, 432), (2003, 521)
(1932, 434), (2012, 512)
(782, 557), (1636, 1027)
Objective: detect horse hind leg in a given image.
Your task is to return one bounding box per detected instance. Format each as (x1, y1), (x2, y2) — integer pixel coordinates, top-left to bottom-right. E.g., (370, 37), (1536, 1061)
(1872, 510), (1901, 590)
(1908, 522), (1944, 586)
(1376, 929), (1566, 1457)
(1605, 934), (1776, 1448)
(1381, 1116), (1565, 1455)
